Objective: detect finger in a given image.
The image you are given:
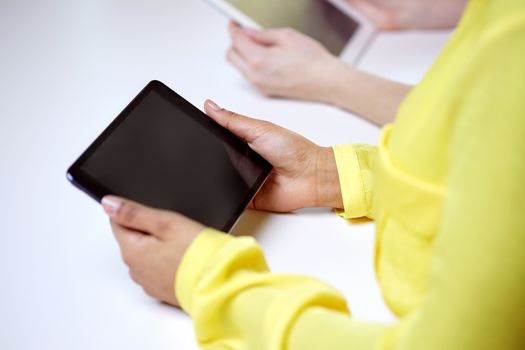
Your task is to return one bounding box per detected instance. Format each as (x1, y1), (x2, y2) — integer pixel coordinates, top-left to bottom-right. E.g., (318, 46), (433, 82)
(102, 196), (174, 239)
(229, 22), (268, 64)
(226, 47), (252, 79)
(111, 220), (155, 266)
(203, 100), (272, 145)
(243, 27), (286, 45)
(110, 220), (153, 248)
(129, 268), (141, 284)
(228, 20), (242, 29)
(229, 20), (242, 31)
(229, 20), (286, 46)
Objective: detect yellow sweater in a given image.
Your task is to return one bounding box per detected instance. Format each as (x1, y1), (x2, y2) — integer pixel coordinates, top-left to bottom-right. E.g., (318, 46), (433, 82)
(176, 1), (525, 349)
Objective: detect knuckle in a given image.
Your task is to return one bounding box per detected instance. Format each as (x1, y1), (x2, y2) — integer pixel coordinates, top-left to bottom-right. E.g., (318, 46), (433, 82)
(129, 270), (140, 284)
(155, 215), (173, 234)
(224, 109), (240, 121)
(223, 109), (237, 119)
(253, 81), (272, 95)
(249, 57), (266, 70)
(282, 28), (296, 39)
(226, 47), (235, 61)
(249, 73), (263, 86)
(258, 88), (273, 97)
(226, 50), (233, 62)
(142, 286), (155, 298)
(249, 73), (268, 88)
(121, 249), (136, 266)
(119, 202), (138, 224)
(224, 111), (245, 133)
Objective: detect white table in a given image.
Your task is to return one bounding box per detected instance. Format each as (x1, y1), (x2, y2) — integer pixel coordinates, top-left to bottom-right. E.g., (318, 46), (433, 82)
(0, 1), (450, 348)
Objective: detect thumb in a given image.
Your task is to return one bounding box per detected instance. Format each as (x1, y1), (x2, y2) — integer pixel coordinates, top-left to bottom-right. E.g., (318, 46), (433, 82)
(102, 196), (171, 239)
(204, 99), (271, 145)
(229, 21), (281, 46)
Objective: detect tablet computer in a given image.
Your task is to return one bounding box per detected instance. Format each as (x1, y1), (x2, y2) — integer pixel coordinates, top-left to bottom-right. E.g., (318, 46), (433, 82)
(204, 0), (376, 62)
(67, 80), (272, 232)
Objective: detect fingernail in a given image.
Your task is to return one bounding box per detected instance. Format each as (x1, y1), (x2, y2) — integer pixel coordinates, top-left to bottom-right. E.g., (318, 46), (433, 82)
(243, 27), (259, 38)
(207, 100), (221, 111)
(102, 196), (122, 216)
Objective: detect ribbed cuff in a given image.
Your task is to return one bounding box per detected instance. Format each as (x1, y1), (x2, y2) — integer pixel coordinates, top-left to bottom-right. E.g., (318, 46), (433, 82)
(175, 228), (233, 314)
(332, 145), (368, 219)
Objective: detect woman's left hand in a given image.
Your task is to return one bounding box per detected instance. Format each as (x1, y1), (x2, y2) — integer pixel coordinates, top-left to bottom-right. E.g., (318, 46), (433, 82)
(102, 195), (204, 307)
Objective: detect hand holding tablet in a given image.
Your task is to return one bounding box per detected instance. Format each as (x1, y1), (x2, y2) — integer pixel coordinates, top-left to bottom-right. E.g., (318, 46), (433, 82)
(67, 81), (272, 232)
(68, 82), (343, 306)
(204, 0), (376, 62)
(67, 81), (341, 232)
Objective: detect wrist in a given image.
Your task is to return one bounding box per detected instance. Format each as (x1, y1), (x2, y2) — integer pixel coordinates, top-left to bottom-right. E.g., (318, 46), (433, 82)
(322, 63), (362, 111)
(327, 67), (411, 126)
(315, 60), (355, 106)
(314, 146), (343, 209)
(394, 1), (467, 30)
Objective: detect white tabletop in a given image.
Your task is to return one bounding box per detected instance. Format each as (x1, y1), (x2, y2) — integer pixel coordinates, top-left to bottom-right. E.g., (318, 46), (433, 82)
(0, 0), (450, 348)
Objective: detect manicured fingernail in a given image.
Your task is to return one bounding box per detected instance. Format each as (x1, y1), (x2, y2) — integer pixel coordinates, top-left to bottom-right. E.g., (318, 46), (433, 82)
(102, 196), (122, 216)
(207, 100), (221, 111)
(243, 27), (259, 37)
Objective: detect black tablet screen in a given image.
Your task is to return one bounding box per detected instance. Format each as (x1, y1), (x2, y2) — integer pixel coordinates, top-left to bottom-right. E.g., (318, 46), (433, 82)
(72, 82), (271, 231)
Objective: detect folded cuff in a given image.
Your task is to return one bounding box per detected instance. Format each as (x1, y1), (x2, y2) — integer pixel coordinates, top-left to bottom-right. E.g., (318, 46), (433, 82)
(332, 145), (368, 219)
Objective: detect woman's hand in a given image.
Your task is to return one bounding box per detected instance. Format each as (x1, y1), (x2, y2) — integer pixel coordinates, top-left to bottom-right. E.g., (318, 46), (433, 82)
(227, 22), (347, 104)
(102, 100), (344, 305)
(344, 0), (467, 30)
(226, 22), (409, 126)
(204, 100), (343, 212)
(102, 196), (204, 307)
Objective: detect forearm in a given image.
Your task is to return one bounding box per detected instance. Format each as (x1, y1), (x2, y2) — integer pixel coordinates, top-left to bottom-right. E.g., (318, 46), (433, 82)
(323, 64), (412, 126)
(397, 0), (468, 30)
(177, 229), (390, 350)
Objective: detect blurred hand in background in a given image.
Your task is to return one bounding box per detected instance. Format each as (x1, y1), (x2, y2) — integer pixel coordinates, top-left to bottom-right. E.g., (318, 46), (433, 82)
(227, 22), (345, 103)
(227, 21), (411, 126)
(225, 0), (467, 125)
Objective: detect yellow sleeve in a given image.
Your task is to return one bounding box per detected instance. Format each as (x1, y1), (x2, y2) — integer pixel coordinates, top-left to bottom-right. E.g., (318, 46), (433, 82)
(177, 92), (525, 348)
(176, 12), (525, 350)
(332, 144), (377, 219)
(176, 229), (388, 350)
(382, 15), (525, 349)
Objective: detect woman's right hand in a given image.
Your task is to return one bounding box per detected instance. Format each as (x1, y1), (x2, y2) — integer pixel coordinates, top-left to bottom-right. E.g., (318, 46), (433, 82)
(204, 100), (343, 213)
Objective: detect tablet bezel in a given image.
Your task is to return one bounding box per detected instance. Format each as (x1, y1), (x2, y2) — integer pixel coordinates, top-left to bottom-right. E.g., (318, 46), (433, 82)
(67, 80), (273, 232)
(203, 0), (377, 63)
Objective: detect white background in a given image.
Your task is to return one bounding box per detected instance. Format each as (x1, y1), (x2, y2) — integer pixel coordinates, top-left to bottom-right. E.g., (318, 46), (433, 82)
(0, 0), (449, 348)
